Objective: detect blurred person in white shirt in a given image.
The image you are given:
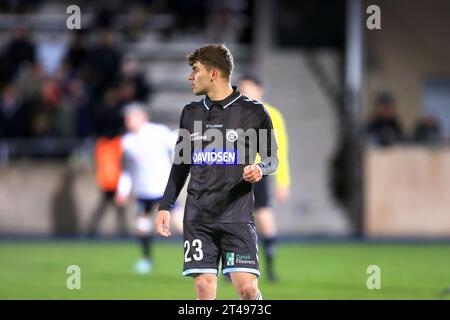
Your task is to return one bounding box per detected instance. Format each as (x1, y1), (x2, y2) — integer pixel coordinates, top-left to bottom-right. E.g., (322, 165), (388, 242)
(116, 102), (183, 274)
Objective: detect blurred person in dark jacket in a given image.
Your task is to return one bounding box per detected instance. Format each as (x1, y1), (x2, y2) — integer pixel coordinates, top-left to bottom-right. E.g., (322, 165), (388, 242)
(65, 33), (89, 75)
(0, 85), (31, 137)
(119, 54), (153, 103)
(413, 113), (443, 145)
(366, 93), (403, 147)
(3, 26), (36, 82)
(87, 31), (121, 104)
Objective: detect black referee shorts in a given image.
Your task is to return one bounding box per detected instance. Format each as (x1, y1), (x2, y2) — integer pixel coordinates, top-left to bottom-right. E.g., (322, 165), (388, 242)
(182, 222), (260, 278)
(253, 177), (271, 209)
(136, 198), (162, 215)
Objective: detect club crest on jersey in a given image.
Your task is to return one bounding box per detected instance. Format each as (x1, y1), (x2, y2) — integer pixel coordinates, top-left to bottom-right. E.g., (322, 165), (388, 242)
(192, 149), (238, 165)
(226, 129), (238, 142)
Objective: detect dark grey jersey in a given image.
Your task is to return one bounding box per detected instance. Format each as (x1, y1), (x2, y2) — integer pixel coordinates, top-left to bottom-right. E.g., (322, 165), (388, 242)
(159, 88), (278, 223)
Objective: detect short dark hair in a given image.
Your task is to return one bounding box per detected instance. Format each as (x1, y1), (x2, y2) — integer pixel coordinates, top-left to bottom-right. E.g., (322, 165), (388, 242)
(240, 74), (263, 87)
(375, 92), (394, 106)
(187, 44), (234, 80)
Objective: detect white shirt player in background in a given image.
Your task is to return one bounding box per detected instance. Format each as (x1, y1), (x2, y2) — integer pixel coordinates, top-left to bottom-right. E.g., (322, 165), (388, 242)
(115, 102), (183, 274)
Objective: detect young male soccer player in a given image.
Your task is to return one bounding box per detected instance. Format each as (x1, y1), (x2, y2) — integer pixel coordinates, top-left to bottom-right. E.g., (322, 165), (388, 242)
(155, 44), (279, 300)
(238, 75), (291, 282)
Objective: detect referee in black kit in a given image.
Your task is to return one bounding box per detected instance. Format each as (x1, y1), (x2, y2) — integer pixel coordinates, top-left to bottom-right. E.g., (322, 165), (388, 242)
(155, 44), (278, 300)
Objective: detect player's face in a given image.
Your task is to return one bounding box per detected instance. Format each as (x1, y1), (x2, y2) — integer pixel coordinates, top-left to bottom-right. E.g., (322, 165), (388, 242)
(125, 110), (146, 132)
(188, 62), (211, 95)
(238, 80), (263, 101)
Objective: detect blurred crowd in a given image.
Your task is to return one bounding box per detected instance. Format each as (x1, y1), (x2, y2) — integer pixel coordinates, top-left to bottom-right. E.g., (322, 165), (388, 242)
(0, 1), (446, 153)
(0, 27), (151, 140)
(0, 0), (253, 144)
(365, 93), (445, 147)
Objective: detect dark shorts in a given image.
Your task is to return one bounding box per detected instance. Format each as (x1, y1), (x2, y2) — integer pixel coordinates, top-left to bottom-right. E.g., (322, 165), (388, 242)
(253, 177), (271, 209)
(182, 222), (260, 277)
(136, 198), (162, 215)
(102, 190), (116, 200)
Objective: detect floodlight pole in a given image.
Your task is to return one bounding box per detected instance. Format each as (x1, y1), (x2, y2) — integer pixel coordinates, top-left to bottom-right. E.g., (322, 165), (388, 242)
(345, 0), (365, 236)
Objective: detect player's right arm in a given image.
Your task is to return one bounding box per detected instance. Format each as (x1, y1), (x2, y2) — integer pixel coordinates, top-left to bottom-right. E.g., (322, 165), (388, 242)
(156, 157), (190, 237)
(155, 210), (171, 237)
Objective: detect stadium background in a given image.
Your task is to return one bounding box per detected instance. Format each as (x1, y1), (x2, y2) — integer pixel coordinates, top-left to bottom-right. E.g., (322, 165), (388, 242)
(0, 0), (449, 299)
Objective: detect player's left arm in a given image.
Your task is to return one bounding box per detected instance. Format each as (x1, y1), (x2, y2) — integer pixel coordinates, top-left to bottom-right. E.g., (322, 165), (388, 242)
(243, 107), (279, 183)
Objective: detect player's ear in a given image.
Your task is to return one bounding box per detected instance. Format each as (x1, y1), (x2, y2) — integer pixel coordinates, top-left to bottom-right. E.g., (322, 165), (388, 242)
(210, 68), (218, 82)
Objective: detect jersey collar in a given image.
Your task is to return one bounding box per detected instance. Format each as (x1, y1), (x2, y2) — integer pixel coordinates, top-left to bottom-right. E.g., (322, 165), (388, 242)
(203, 87), (242, 110)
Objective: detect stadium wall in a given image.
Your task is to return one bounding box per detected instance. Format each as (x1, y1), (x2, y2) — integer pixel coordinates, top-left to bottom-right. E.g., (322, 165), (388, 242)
(364, 147), (450, 237)
(0, 162), (135, 236)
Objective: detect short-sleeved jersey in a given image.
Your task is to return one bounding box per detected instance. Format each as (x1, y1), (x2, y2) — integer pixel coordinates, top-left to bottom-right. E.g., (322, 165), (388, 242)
(120, 122), (176, 199)
(159, 88), (278, 223)
(256, 103), (291, 188)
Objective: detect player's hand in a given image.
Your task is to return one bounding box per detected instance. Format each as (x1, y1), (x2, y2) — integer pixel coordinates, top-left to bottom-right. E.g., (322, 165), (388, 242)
(243, 164), (262, 183)
(115, 193), (128, 206)
(155, 210), (171, 237)
(275, 186), (290, 204)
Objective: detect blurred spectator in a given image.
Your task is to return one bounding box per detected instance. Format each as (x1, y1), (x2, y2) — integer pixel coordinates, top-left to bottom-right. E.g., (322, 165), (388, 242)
(123, 5), (147, 42)
(117, 80), (138, 108)
(37, 32), (68, 77)
(65, 33), (89, 75)
(63, 77), (92, 138)
(206, 0), (248, 43)
(413, 113), (443, 145)
(93, 89), (124, 137)
(169, 0), (208, 34)
(31, 79), (74, 137)
(13, 63), (44, 105)
(119, 54), (153, 103)
(87, 31), (122, 104)
(3, 26), (36, 83)
(366, 93), (404, 146)
(93, 5), (118, 30)
(0, 85), (31, 137)
(87, 133), (127, 237)
(0, 0), (42, 13)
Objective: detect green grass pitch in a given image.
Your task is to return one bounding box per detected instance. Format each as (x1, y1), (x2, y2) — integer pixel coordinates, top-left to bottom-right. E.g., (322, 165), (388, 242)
(0, 241), (449, 299)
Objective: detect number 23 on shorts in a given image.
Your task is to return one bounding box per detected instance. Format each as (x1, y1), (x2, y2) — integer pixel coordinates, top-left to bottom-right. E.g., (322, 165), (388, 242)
(184, 239), (204, 262)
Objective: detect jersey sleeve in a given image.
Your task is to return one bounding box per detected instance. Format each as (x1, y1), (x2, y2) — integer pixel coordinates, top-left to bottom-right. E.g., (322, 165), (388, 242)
(158, 106), (191, 211)
(256, 106), (279, 176)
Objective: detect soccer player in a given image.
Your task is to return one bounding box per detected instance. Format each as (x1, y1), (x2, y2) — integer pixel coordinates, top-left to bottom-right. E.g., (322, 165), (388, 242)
(238, 75), (291, 282)
(155, 44), (278, 300)
(115, 102), (181, 274)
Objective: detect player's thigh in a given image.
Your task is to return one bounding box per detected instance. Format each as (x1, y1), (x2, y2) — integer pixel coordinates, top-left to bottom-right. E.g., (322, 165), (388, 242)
(182, 222), (221, 276)
(254, 208), (276, 236)
(221, 223), (260, 277)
